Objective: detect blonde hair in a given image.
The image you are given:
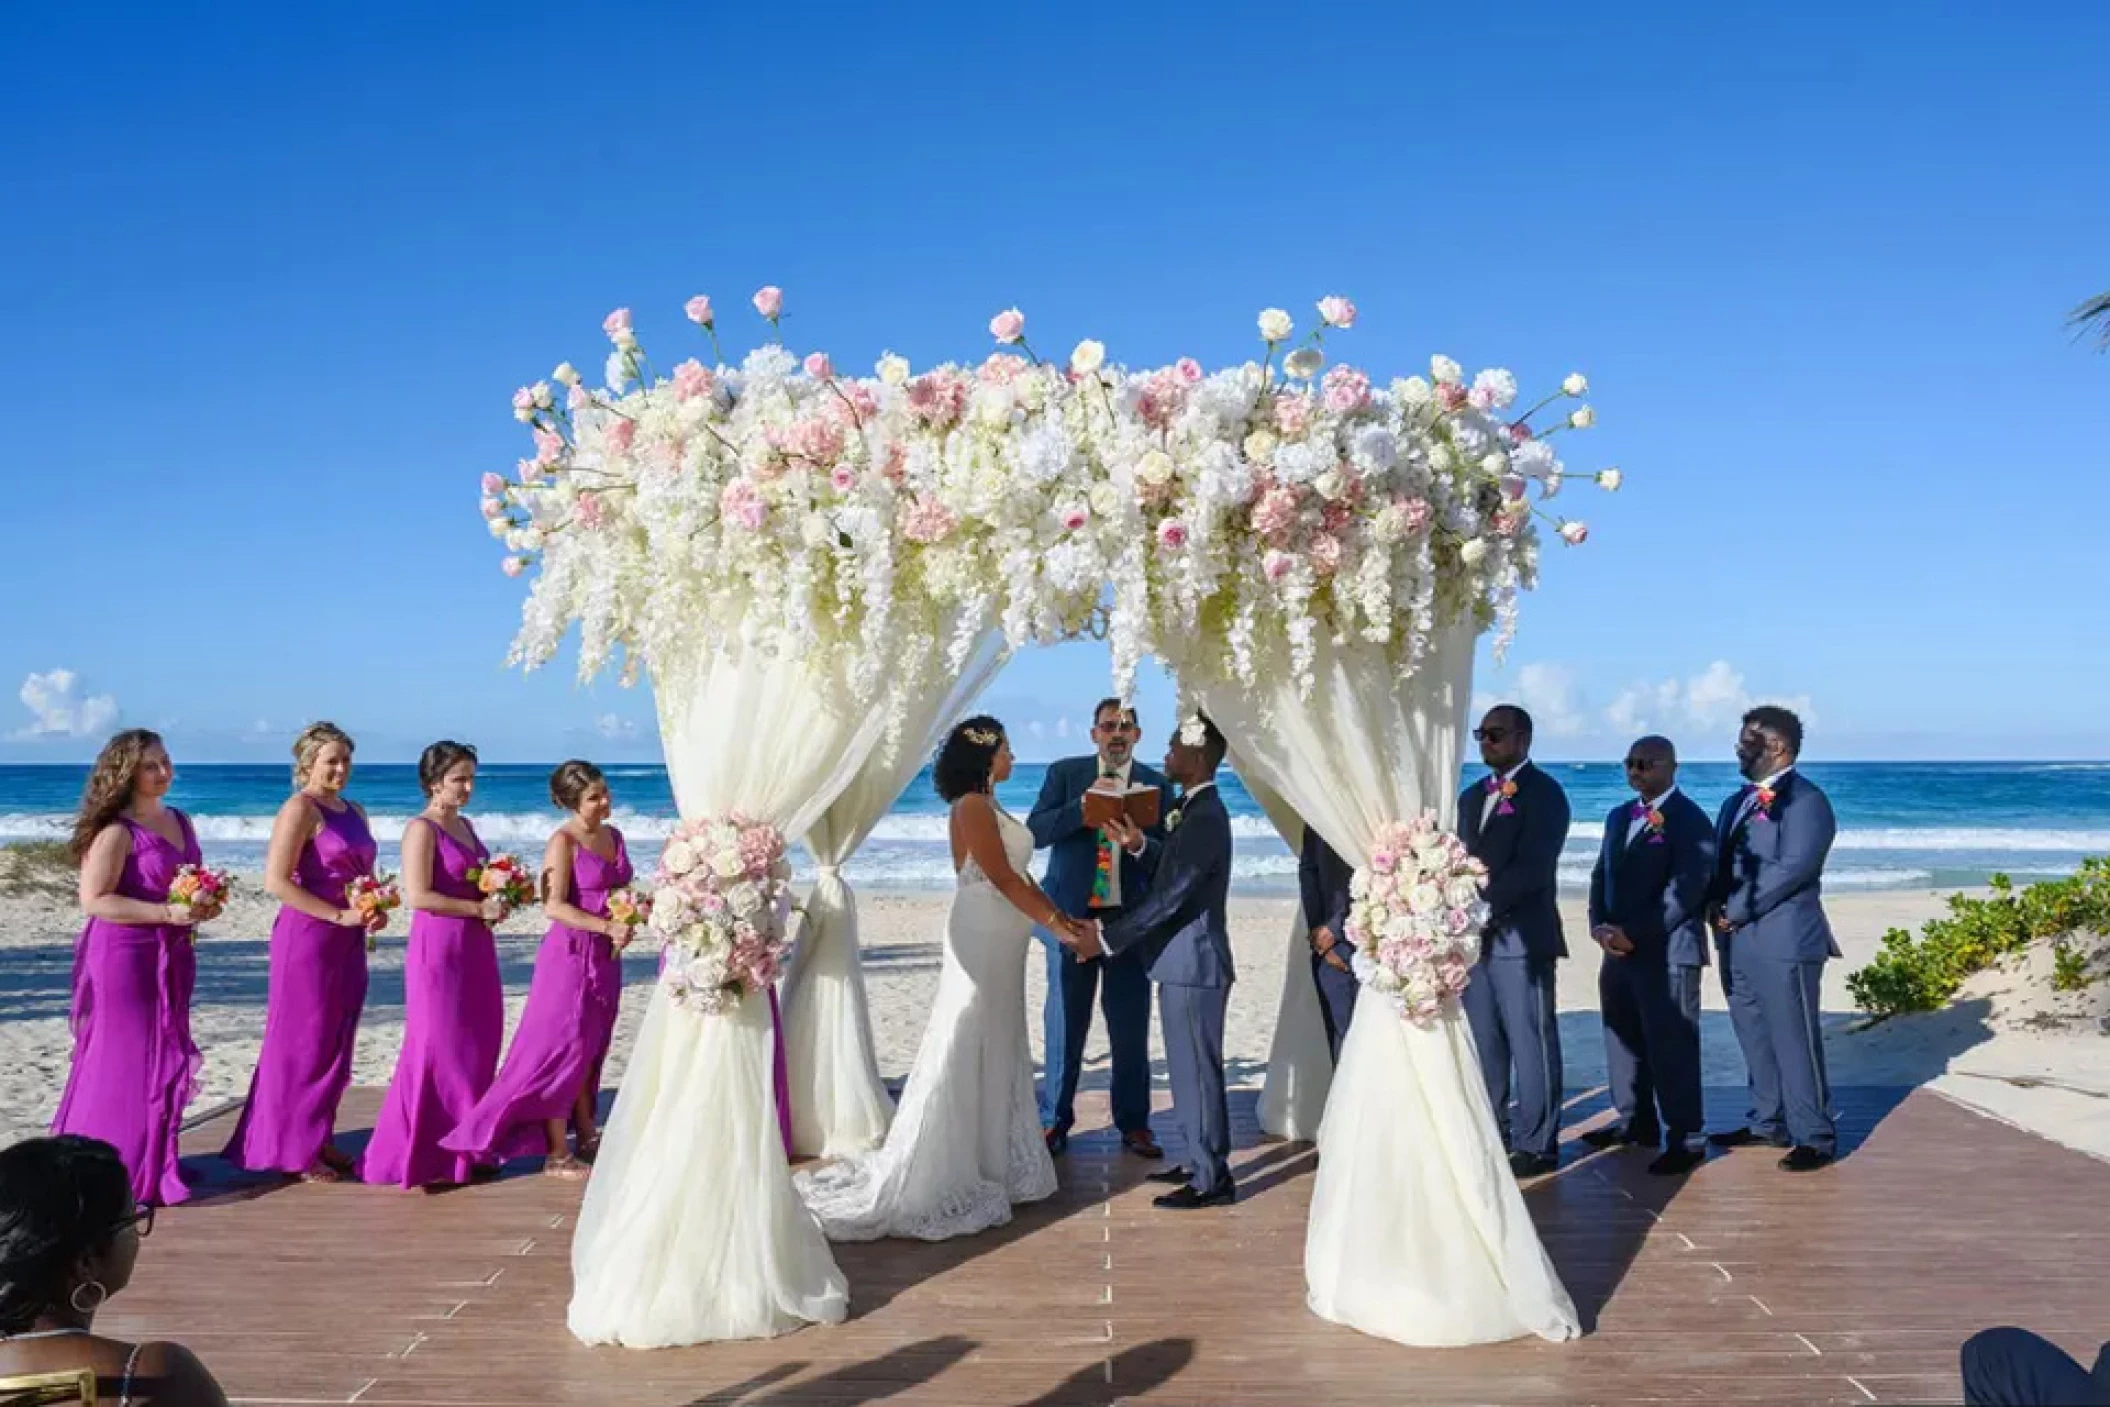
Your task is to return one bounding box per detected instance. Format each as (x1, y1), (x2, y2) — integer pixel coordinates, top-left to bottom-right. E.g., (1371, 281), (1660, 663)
(292, 721), (356, 788)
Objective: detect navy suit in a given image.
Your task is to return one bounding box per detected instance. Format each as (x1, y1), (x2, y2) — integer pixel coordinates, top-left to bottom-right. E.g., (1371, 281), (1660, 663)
(1103, 785), (1235, 1195)
(1028, 755), (1174, 1138)
(1708, 769), (1842, 1154)
(1458, 761), (1570, 1160)
(1587, 789), (1716, 1147)
(1298, 829), (1357, 1063)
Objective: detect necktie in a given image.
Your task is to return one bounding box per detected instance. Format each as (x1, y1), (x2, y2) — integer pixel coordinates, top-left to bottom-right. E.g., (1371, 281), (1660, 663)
(1090, 770), (1117, 909)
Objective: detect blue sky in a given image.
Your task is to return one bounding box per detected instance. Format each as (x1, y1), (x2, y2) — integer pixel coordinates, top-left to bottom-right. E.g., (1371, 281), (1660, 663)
(3, 2), (2106, 765)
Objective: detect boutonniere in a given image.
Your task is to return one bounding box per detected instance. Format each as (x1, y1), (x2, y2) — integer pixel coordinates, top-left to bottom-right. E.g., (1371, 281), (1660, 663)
(1633, 800), (1667, 844)
(1751, 785), (1776, 822)
(1165, 808), (1183, 833)
(1485, 775), (1518, 817)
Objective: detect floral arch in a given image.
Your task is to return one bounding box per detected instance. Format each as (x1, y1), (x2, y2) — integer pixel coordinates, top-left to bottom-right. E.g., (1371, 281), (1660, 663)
(485, 290), (1616, 1163)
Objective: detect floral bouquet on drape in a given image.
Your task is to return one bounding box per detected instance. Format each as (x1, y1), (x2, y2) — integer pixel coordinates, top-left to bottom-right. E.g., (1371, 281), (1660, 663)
(649, 815), (794, 1015)
(1345, 816), (1487, 1027)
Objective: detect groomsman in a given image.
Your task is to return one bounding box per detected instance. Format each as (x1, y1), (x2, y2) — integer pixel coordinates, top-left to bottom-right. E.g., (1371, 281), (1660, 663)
(1299, 828), (1357, 1063)
(1458, 705), (1571, 1177)
(1707, 705), (1842, 1172)
(1584, 735), (1716, 1176)
(1027, 699), (1173, 1159)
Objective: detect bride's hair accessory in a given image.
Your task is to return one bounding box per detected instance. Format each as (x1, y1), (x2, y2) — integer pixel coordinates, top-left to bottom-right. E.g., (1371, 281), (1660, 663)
(932, 715), (1008, 803)
(962, 726), (1000, 746)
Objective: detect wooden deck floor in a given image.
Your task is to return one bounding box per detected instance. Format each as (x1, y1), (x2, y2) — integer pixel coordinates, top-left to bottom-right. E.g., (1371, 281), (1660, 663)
(106, 1083), (2110, 1406)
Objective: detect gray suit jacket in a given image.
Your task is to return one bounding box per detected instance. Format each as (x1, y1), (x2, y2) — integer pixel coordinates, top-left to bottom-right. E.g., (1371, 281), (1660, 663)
(1101, 786), (1235, 988)
(1458, 761), (1571, 961)
(1709, 769), (1842, 963)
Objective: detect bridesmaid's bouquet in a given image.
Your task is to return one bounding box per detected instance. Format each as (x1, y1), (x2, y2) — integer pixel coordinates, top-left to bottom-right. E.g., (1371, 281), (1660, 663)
(604, 885), (651, 940)
(1345, 815), (1488, 1027)
(345, 871), (402, 951)
(468, 853), (535, 909)
(167, 864), (233, 933)
(648, 814), (793, 1016)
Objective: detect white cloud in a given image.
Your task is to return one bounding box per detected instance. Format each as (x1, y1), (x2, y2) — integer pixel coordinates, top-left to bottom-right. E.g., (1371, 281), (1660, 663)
(11, 669), (119, 741)
(1053, 717), (1073, 740)
(1605, 660), (1814, 741)
(594, 713), (639, 741)
(244, 718), (275, 740)
(1473, 662), (1587, 738)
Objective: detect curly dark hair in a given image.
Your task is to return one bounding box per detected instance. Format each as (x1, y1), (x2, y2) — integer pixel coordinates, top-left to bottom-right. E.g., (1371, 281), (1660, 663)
(0, 1135), (134, 1332)
(417, 740), (479, 798)
(932, 716), (1006, 803)
(69, 729), (166, 864)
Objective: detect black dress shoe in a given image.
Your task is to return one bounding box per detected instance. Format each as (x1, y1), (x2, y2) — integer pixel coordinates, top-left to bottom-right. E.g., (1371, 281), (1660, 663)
(1647, 1146), (1706, 1176)
(1778, 1145), (1835, 1173)
(1122, 1129), (1164, 1159)
(1043, 1127), (1068, 1157)
(1145, 1164), (1192, 1185)
(1580, 1125), (1656, 1150)
(1152, 1182), (1235, 1210)
(1708, 1128), (1790, 1150)
(1507, 1151), (1559, 1177)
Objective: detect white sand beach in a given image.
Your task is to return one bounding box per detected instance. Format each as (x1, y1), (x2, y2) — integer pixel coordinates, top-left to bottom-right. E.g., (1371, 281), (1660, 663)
(3, 877), (2104, 1160)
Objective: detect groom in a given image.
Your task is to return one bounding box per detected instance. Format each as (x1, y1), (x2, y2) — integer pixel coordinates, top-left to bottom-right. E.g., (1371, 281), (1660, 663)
(1063, 715), (1236, 1209)
(1028, 699), (1174, 1159)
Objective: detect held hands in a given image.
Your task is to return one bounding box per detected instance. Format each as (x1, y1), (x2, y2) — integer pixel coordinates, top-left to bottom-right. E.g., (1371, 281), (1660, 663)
(1592, 924), (1635, 957)
(1309, 923), (1353, 974)
(1056, 913), (1105, 960)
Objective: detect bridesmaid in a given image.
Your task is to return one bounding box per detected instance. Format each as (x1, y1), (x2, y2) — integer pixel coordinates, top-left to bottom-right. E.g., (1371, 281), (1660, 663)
(52, 730), (219, 1206)
(222, 722), (385, 1182)
(358, 741), (511, 1190)
(444, 761), (634, 1178)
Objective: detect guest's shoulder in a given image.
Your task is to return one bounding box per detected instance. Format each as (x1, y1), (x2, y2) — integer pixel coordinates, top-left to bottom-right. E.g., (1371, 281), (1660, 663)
(1523, 763), (1570, 801)
(1666, 790), (1711, 825)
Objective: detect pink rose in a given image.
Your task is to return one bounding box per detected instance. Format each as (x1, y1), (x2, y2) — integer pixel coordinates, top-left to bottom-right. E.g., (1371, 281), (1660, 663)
(804, 352), (833, 380)
(978, 353), (1028, 385)
(1273, 393), (1313, 435)
(605, 419), (636, 454)
(602, 308), (633, 339)
(479, 495), (504, 519)
(1316, 295), (1358, 329)
(752, 286), (784, 320)
(1157, 518), (1189, 550)
(684, 295), (714, 326)
(1175, 357), (1203, 384)
(988, 307), (1026, 344)
(1370, 849), (1398, 874)
(1438, 382), (1469, 412)
(1501, 473), (1527, 501)
(1559, 520), (1589, 545)
(1398, 496), (1432, 532)
(567, 384), (590, 412)
(480, 472), (506, 495)
(720, 479), (768, 531)
(511, 387), (536, 414)
(830, 464), (858, 493)
(1310, 533), (1342, 576)
(575, 492), (605, 528)
(1263, 549), (1295, 583)
(1062, 505), (1090, 532)
(1509, 422), (1534, 445)
(501, 556), (525, 578)
(673, 358), (714, 402)
(533, 428), (565, 465)
(900, 495), (958, 544)
(1322, 366), (1371, 414)
(1251, 486), (1301, 543)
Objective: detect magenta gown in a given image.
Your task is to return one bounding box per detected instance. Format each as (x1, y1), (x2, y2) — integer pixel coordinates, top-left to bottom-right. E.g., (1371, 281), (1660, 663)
(357, 818), (504, 1189)
(51, 811), (204, 1207)
(221, 802), (376, 1175)
(443, 829), (631, 1163)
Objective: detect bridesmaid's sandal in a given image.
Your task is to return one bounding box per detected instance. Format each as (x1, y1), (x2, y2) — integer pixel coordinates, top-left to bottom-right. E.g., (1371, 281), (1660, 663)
(575, 1134), (602, 1165)
(543, 1155), (590, 1181)
(318, 1144), (356, 1174)
(299, 1163), (343, 1184)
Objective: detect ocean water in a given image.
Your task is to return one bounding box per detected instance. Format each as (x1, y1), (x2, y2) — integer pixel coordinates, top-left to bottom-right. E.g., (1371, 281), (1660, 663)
(3, 761), (2106, 896)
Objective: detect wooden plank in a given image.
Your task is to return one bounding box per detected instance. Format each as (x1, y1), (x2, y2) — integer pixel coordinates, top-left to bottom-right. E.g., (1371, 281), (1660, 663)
(93, 1083), (2110, 1405)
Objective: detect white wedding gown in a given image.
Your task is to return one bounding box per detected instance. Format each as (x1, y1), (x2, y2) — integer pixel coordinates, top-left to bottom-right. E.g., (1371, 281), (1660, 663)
(796, 808), (1057, 1240)
(1305, 1000), (1582, 1346)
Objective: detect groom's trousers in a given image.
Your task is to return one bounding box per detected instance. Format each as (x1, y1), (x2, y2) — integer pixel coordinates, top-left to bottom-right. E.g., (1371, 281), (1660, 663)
(1159, 981), (1232, 1195)
(1461, 954), (1563, 1160)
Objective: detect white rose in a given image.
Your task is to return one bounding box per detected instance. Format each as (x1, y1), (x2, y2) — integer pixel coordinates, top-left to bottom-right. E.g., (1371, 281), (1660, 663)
(1478, 452), (1507, 477)
(1407, 882), (1442, 914)
(1444, 876), (1482, 909)
(663, 840), (698, 876)
(1568, 405), (1596, 430)
(710, 848), (745, 880)
(1282, 347), (1324, 380)
(727, 882), (763, 917)
(1087, 482), (1122, 518)
(877, 353), (910, 386)
(553, 362), (581, 387)
(1242, 429), (1278, 463)
(1562, 372), (1588, 397)
(1397, 375), (1433, 406)
(1430, 355), (1463, 385)
(800, 513), (833, 549)
(1069, 339), (1106, 375)
(1257, 308), (1294, 343)
(487, 517), (511, 540)
(1136, 449), (1175, 486)
(1459, 538), (1489, 566)
(1314, 469), (1345, 501)
(1016, 374), (1048, 410)
(1597, 467), (1622, 491)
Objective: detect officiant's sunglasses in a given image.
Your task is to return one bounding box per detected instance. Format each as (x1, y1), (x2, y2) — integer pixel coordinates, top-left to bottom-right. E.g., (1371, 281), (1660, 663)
(1624, 757), (1665, 772)
(1471, 726), (1512, 742)
(1094, 717), (1138, 734)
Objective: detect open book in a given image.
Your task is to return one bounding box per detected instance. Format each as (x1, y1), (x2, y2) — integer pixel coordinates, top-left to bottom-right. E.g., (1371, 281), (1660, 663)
(1083, 781), (1162, 831)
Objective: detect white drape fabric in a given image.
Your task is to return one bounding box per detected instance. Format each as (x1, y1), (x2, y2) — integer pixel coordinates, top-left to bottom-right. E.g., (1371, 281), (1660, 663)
(1197, 623), (1580, 1347)
(1236, 767), (1333, 1141)
(569, 642), (878, 1346)
(781, 634), (1008, 1158)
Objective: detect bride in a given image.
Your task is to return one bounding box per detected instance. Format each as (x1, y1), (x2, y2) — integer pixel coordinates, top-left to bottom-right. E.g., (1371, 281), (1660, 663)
(796, 717), (1072, 1241)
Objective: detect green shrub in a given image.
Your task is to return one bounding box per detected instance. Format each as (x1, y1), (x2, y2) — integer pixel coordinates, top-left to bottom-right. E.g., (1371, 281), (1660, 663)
(0, 839), (75, 896)
(1846, 859), (2110, 1019)
(2051, 942), (2096, 993)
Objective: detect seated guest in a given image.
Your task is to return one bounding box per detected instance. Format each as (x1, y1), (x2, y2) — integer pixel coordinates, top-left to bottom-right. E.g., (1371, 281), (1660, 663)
(1583, 735), (1715, 1175)
(1961, 1326), (2109, 1405)
(0, 1135), (228, 1405)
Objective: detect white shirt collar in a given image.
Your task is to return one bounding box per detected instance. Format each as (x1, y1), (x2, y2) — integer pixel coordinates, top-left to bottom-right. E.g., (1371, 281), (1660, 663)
(1639, 784), (1678, 809)
(1098, 756), (1133, 784)
(1498, 760), (1529, 784)
(1182, 779), (1216, 801)
(1755, 767), (1793, 790)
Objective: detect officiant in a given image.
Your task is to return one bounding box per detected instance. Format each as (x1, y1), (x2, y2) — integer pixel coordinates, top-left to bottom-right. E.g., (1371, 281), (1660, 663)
(1027, 699), (1174, 1159)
